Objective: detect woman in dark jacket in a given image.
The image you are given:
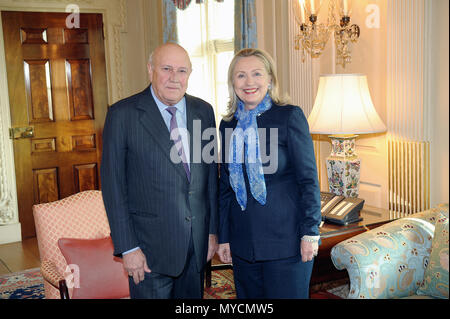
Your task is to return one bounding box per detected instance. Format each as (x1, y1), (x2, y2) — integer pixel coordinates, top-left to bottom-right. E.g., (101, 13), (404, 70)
(217, 48), (322, 299)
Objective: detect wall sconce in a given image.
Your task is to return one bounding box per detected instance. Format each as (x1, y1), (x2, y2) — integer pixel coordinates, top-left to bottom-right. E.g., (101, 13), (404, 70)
(292, 0), (360, 67)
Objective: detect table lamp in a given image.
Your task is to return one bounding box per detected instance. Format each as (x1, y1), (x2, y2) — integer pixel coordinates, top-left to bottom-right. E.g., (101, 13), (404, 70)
(308, 74), (387, 197)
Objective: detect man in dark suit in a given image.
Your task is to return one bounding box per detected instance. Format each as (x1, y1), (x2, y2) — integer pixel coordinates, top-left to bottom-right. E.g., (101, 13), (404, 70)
(101, 43), (218, 299)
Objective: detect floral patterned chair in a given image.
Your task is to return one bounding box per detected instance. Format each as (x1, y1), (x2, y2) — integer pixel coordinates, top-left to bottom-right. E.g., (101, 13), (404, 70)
(331, 203), (449, 299)
(33, 190), (127, 299)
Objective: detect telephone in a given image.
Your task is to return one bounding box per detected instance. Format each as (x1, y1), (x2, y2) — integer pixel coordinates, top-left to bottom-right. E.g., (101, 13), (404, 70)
(320, 191), (365, 225)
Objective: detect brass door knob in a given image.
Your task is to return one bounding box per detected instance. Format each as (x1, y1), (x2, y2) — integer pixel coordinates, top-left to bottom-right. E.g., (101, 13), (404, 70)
(9, 126), (34, 139)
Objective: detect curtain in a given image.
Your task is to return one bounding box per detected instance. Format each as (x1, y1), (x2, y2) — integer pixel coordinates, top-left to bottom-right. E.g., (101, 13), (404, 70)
(163, 0), (179, 43)
(163, 0), (257, 50)
(234, 0), (258, 51)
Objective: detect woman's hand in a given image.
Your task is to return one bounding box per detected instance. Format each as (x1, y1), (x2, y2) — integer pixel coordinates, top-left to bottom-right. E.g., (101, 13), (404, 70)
(300, 240), (319, 263)
(217, 243), (233, 264)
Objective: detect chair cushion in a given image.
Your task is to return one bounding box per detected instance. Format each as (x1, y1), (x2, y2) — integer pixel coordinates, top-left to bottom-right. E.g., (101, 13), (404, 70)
(416, 210), (449, 299)
(58, 236), (129, 299)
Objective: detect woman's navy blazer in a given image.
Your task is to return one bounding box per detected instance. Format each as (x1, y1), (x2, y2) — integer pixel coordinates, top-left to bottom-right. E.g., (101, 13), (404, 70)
(218, 103), (321, 262)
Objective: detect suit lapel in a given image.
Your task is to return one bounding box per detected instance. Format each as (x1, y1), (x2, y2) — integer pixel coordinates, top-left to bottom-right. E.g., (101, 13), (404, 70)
(136, 87), (187, 181)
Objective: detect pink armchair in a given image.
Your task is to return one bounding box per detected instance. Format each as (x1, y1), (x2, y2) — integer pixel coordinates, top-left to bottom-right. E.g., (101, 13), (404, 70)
(33, 190), (128, 299)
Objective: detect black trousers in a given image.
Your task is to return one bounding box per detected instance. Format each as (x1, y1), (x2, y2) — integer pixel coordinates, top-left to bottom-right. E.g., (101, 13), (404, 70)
(129, 234), (204, 299)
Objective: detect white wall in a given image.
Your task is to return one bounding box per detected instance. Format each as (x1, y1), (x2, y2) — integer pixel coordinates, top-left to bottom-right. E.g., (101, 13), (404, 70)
(256, 0), (449, 209)
(430, 0), (449, 205)
(120, 0), (163, 97)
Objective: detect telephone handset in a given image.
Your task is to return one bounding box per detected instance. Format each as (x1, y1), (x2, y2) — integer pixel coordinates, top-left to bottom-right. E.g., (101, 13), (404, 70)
(321, 192), (345, 217)
(320, 191), (365, 225)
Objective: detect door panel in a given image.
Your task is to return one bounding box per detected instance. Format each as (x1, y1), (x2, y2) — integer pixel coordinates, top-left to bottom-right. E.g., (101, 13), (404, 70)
(2, 11), (108, 238)
(24, 59), (53, 122)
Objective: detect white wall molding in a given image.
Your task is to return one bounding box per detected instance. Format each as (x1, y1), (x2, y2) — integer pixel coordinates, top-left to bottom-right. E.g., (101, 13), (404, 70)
(0, 85), (18, 226)
(287, 0), (319, 117)
(387, 0), (431, 142)
(386, 0), (433, 217)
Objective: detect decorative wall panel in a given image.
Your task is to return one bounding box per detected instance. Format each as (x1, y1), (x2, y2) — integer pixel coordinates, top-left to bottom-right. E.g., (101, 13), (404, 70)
(387, 0), (432, 217)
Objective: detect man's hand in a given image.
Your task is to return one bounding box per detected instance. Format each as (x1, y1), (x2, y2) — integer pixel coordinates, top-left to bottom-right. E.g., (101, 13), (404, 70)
(300, 240), (318, 263)
(123, 248), (151, 285)
(207, 234), (218, 262)
(217, 243), (232, 264)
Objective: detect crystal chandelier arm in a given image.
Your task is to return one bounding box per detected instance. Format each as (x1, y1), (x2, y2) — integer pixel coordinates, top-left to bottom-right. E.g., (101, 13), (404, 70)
(292, 0), (360, 66)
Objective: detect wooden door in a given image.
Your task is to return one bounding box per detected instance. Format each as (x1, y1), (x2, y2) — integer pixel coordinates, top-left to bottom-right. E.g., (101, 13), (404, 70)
(1, 11), (108, 238)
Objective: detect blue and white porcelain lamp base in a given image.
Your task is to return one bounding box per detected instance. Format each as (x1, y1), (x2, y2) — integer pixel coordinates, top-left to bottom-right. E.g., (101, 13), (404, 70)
(326, 135), (361, 198)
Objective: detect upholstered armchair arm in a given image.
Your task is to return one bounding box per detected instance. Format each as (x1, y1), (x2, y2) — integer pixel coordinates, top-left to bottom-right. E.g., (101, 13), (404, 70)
(331, 217), (435, 299)
(40, 260), (71, 299)
(40, 260), (65, 288)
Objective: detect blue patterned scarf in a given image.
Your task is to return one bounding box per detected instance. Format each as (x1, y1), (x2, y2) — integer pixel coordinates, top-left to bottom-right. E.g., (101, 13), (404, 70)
(228, 93), (272, 211)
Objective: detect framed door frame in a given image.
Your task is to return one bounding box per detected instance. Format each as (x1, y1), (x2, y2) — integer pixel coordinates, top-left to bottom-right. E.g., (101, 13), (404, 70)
(0, 0), (127, 244)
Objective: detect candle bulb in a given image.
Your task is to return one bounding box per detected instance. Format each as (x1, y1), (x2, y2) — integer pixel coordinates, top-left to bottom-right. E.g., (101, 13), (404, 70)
(339, 0), (351, 16)
(299, 0), (305, 23)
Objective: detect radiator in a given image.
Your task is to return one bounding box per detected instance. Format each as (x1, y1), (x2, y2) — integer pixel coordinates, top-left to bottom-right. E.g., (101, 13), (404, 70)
(388, 139), (430, 219)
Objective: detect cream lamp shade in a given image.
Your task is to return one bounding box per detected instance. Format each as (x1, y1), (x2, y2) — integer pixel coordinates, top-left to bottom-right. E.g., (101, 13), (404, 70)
(308, 74), (386, 134)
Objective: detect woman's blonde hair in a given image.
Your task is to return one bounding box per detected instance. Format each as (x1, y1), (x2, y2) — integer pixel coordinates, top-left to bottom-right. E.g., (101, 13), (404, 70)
(223, 48), (289, 121)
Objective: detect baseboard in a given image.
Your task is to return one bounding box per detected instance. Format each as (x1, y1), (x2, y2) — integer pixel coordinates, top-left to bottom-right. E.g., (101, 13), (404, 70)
(0, 223), (21, 244)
